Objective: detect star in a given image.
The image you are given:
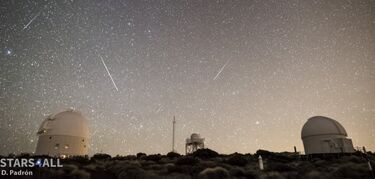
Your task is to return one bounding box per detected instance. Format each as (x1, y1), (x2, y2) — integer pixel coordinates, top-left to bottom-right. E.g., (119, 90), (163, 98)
(5, 49), (12, 55)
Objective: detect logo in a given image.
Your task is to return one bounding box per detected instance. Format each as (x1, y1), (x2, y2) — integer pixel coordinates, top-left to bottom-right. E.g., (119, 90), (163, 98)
(0, 158), (63, 168)
(0, 158), (63, 176)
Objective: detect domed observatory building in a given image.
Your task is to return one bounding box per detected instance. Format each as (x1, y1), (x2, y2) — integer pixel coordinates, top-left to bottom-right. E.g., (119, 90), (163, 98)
(301, 116), (355, 155)
(35, 110), (89, 157)
(186, 133), (205, 154)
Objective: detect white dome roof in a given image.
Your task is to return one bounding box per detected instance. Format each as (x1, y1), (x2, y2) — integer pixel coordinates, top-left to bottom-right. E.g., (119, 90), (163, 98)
(191, 133), (201, 139)
(301, 116), (347, 139)
(37, 110), (89, 138)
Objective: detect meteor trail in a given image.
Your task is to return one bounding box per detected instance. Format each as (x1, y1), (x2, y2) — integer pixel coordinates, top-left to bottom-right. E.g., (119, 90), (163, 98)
(213, 59), (231, 80)
(99, 55), (119, 91)
(23, 12), (40, 30)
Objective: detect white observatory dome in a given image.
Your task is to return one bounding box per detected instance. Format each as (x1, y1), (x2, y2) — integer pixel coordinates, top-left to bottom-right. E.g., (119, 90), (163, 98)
(301, 116), (354, 155)
(37, 110), (89, 137)
(302, 116), (347, 139)
(191, 133), (201, 140)
(35, 109), (89, 157)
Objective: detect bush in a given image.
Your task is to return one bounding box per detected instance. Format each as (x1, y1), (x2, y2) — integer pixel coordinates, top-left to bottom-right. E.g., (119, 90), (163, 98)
(65, 155), (90, 165)
(229, 167), (245, 177)
(146, 163), (164, 171)
(167, 173), (192, 179)
(267, 162), (296, 172)
(225, 154), (248, 166)
(107, 161), (141, 176)
(176, 156), (199, 165)
(91, 153), (111, 161)
(166, 164), (193, 175)
(37, 168), (64, 177)
(113, 155), (137, 160)
(118, 166), (156, 179)
(198, 167), (230, 179)
(339, 155), (363, 163)
(61, 164), (79, 174)
(260, 171), (286, 179)
(144, 154), (162, 162)
(71, 168), (90, 178)
(256, 150), (294, 163)
(330, 162), (372, 178)
(243, 169), (258, 179)
(16, 153), (32, 158)
(167, 152), (181, 158)
(296, 161), (314, 175)
(191, 148), (219, 159)
(304, 170), (325, 179)
(256, 149), (273, 156)
(137, 152), (147, 158)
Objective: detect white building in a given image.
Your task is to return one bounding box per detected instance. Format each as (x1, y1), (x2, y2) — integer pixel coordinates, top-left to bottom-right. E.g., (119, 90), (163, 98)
(35, 110), (89, 157)
(186, 133), (204, 154)
(301, 116), (355, 155)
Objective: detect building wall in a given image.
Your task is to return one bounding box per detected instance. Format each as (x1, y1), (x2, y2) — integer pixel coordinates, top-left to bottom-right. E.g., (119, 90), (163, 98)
(35, 135), (88, 156)
(303, 134), (355, 154)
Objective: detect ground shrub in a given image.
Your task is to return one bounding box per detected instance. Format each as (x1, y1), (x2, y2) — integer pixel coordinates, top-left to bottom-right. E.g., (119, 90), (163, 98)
(191, 148), (219, 159)
(176, 156), (199, 166)
(228, 167), (245, 177)
(330, 162), (373, 179)
(144, 154), (162, 162)
(166, 164), (193, 175)
(136, 152), (147, 158)
(260, 171), (286, 179)
(118, 166), (156, 179)
(66, 155), (90, 165)
(243, 169), (258, 179)
(266, 162), (296, 172)
(167, 151), (181, 158)
(225, 154), (248, 166)
(304, 170), (326, 179)
(91, 153), (111, 161)
(198, 166), (230, 179)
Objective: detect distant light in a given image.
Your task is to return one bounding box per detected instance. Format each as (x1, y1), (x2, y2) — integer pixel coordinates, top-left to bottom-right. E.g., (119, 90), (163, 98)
(6, 49), (12, 55)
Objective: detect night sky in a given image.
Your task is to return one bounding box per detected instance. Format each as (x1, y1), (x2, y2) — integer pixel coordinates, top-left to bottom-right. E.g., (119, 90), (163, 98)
(0, 0), (374, 155)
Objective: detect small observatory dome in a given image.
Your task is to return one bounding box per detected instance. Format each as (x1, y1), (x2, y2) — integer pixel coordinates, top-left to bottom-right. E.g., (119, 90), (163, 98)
(301, 116), (355, 155)
(191, 133), (201, 140)
(186, 133), (205, 154)
(35, 109), (89, 157)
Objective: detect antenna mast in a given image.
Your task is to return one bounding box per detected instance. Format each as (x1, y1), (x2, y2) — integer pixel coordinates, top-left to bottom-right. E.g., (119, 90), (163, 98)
(172, 116), (176, 152)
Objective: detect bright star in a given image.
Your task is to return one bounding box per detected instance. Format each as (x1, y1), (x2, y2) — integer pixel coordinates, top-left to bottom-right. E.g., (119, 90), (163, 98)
(5, 49), (12, 55)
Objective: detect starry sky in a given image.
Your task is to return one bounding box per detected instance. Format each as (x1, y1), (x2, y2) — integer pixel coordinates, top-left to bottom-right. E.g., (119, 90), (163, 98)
(0, 0), (374, 155)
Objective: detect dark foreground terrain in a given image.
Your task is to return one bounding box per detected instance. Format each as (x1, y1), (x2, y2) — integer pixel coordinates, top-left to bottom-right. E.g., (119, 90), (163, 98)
(1, 149), (374, 179)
